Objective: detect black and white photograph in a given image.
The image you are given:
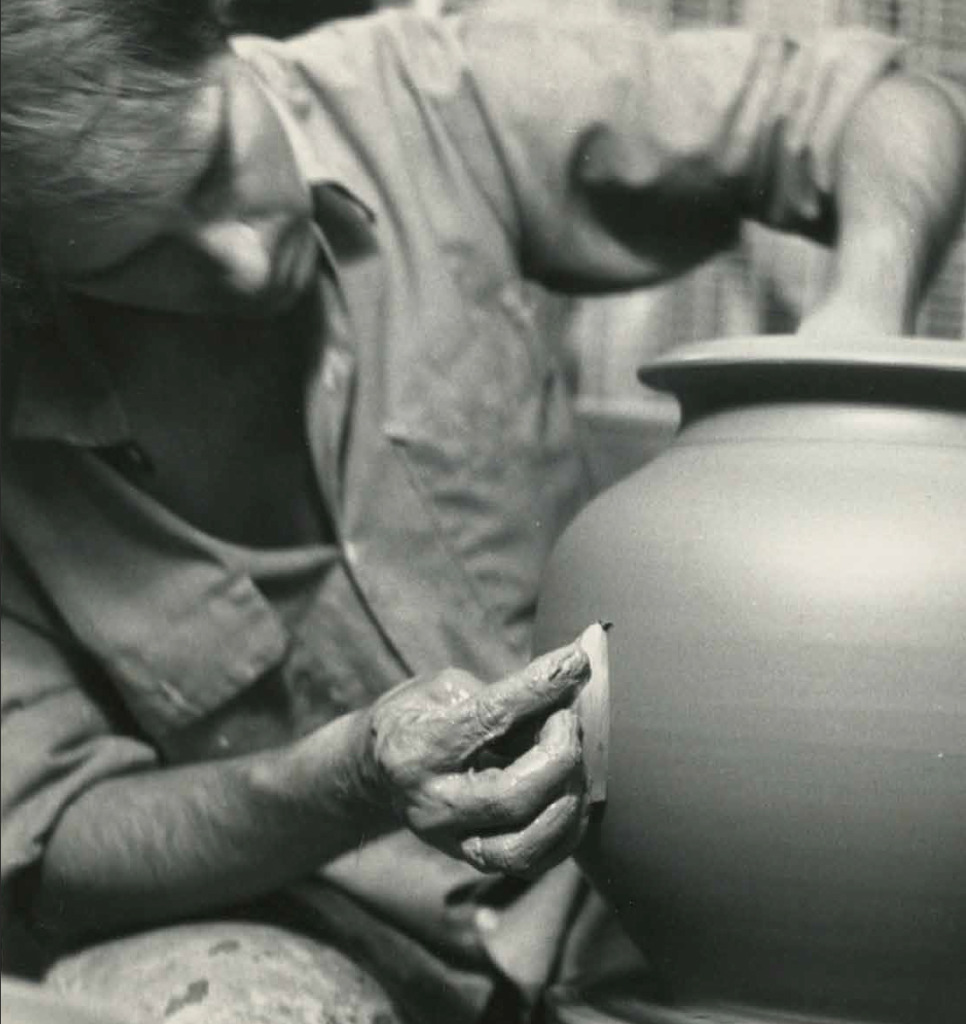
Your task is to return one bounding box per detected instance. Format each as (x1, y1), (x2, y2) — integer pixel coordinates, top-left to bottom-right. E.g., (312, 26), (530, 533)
(2, 1), (964, 1022)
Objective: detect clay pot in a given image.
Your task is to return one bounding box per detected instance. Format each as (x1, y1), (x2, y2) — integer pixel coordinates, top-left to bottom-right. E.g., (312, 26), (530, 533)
(534, 336), (966, 1023)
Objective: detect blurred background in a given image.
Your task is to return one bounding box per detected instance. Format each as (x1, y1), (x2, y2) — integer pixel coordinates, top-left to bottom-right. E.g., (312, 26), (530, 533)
(228, 0), (966, 484)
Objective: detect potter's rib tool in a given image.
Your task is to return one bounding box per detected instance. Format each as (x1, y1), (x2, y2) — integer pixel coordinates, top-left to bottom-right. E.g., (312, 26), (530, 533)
(577, 621), (610, 804)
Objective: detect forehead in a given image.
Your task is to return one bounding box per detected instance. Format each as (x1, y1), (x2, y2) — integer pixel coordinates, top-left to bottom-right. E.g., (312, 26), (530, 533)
(35, 59), (231, 276)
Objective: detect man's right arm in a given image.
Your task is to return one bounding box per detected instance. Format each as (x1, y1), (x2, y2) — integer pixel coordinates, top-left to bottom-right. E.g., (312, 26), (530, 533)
(3, 609), (591, 946)
(34, 707), (390, 942)
(1, 607), (392, 944)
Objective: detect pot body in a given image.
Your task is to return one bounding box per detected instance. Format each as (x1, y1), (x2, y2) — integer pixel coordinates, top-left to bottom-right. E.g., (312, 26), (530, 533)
(533, 339), (966, 1023)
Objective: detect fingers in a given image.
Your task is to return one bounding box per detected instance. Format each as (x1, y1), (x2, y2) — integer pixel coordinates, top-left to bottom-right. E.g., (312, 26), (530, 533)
(408, 708), (583, 833)
(451, 641), (591, 759)
(459, 787), (590, 878)
(366, 635), (594, 865)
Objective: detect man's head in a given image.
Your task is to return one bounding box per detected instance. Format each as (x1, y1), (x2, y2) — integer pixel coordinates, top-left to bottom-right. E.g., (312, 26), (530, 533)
(2, 0), (319, 316)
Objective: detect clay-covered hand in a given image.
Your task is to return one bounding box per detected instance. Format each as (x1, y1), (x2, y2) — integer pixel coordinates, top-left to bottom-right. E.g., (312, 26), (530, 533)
(358, 641), (591, 877)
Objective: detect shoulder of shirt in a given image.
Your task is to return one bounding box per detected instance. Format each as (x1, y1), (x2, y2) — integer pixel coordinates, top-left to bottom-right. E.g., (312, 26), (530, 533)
(229, 9), (485, 105)
(228, 11), (490, 218)
(229, 9), (443, 77)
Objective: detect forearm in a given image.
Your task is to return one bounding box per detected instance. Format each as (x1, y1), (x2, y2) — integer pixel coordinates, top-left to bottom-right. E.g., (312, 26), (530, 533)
(34, 710), (393, 941)
(825, 73), (966, 332)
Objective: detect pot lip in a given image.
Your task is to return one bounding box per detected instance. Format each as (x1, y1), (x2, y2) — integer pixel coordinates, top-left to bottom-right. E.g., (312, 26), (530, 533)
(639, 334), (966, 390)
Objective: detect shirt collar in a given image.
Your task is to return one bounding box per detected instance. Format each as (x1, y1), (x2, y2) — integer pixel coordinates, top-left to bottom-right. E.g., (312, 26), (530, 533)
(9, 292), (132, 446)
(9, 37), (375, 449)
(232, 34), (379, 221)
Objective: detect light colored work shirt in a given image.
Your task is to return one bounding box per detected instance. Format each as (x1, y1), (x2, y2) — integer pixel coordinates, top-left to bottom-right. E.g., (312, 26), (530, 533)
(2, 8), (902, 1021)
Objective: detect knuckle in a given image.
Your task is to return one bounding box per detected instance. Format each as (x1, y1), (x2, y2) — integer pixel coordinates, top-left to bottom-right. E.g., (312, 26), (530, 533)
(447, 668), (480, 687)
(373, 733), (427, 789)
(451, 769), (502, 823)
(422, 772), (455, 805)
(406, 779), (456, 832)
(473, 696), (507, 740)
(543, 735), (582, 779)
(472, 768), (510, 815)
(490, 781), (527, 822)
(438, 668), (481, 701)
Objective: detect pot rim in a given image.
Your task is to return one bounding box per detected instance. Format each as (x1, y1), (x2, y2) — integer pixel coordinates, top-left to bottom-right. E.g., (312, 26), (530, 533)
(640, 334), (965, 381)
(638, 334), (966, 416)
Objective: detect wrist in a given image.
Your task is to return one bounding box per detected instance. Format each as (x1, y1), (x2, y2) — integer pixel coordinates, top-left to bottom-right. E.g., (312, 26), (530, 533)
(341, 706), (390, 811)
(827, 221), (920, 334)
(254, 711), (391, 830)
(829, 74), (966, 334)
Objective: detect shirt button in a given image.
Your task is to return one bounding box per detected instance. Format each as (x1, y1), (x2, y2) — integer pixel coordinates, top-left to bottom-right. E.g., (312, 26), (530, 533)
(343, 541), (359, 566)
(124, 443), (154, 474)
(475, 908), (500, 935)
(322, 361), (340, 392)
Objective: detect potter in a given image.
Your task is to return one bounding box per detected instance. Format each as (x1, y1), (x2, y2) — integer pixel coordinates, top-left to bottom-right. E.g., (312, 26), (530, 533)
(4, 0), (966, 1020)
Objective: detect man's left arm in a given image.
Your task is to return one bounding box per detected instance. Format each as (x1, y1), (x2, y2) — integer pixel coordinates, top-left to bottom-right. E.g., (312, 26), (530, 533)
(800, 73), (966, 336)
(390, 13), (965, 322)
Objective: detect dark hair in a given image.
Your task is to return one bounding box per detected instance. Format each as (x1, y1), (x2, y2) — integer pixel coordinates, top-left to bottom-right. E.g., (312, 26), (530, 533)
(1, 0), (231, 245)
(0, 0), (234, 402)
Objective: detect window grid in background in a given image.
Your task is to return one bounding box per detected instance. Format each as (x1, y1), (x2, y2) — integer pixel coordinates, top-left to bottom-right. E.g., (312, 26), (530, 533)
(570, 0), (965, 419)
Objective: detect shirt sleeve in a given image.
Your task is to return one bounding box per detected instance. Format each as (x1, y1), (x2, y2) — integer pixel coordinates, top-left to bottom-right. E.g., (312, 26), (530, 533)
(1, 558), (157, 898)
(387, 10), (904, 290)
